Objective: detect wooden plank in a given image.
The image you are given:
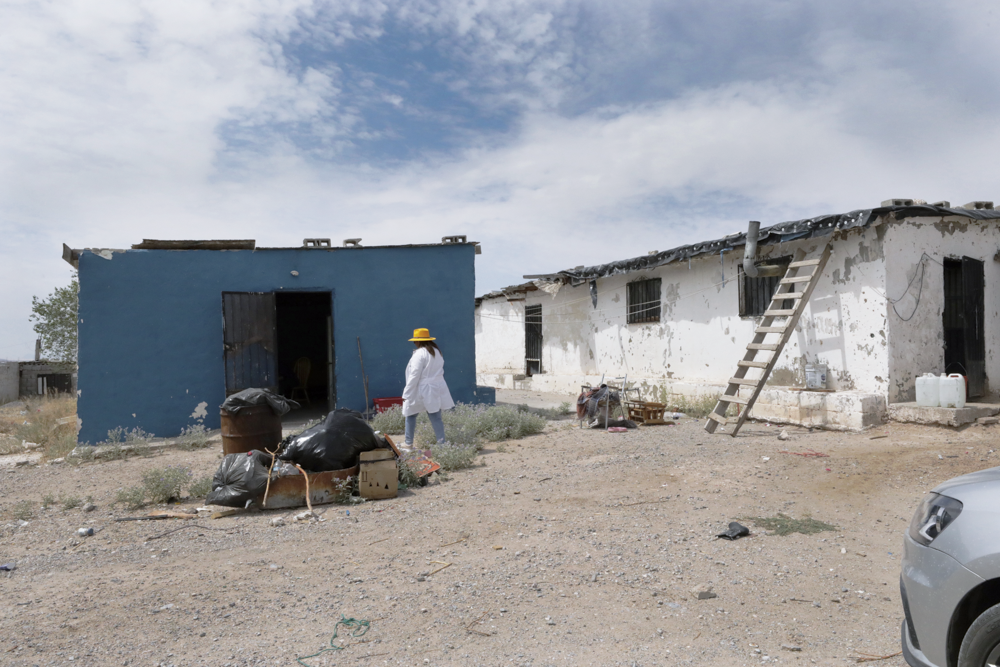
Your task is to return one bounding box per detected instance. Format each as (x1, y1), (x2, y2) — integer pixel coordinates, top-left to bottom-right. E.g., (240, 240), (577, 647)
(763, 309), (796, 317)
(718, 394), (749, 405)
(706, 413), (728, 425)
(755, 326), (787, 334)
(788, 258), (821, 268)
(728, 377), (760, 386)
(132, 239), (256, 250)
(737, 360), (769, 368)
(747, 343), (779, 351)
(779, 276), (813, 285)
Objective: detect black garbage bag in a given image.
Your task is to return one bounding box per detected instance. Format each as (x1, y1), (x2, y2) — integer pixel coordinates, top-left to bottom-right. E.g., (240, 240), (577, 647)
(205, 450), (271, 507)
(716, 521), (751, 540)
(221, 388), (299, 416)
(278, 408), (381, 472)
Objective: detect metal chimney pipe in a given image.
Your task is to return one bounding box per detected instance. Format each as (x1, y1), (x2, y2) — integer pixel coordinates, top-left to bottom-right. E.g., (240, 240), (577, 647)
(743, 221), (785, 278)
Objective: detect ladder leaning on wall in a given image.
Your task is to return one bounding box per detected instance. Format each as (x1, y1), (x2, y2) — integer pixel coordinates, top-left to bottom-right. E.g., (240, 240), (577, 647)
(704, 242), (834, 437)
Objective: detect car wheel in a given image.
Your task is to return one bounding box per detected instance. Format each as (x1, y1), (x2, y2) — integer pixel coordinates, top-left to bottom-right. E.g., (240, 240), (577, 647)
(959, 602), (1000, 667)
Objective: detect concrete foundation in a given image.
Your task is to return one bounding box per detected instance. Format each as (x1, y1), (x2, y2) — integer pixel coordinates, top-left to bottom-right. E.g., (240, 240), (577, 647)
(751, 389), (887, 431)
(478, 372), (885, 431)
(888, 402), (1000, 427)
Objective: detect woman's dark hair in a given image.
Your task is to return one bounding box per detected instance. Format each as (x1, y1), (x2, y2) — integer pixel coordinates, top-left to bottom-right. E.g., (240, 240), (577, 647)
(415, 340), (441, 357)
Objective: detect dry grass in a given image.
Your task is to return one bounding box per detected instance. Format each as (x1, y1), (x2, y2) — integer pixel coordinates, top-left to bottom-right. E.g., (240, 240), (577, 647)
(747, 513), (837, 536)
(655, 390), (722, 418)
(0, 396), (77, 459)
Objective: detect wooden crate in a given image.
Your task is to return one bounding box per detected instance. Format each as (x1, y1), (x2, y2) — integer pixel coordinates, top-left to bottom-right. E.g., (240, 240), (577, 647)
(626, 400), (669, 425)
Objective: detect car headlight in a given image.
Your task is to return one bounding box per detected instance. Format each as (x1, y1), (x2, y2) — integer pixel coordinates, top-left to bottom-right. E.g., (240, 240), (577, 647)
(909, 493), (963, 546)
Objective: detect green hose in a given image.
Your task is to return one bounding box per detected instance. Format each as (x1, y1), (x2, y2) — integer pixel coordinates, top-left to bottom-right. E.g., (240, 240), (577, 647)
(296, 614), (370, 666)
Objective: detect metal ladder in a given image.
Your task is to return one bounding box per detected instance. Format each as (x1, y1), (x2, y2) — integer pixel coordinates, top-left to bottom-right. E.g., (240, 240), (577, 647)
(704, 242), (833, 436)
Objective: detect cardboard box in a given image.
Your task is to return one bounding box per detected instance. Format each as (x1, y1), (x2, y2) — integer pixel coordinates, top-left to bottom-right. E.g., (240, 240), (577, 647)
(359, 448), (398, 499)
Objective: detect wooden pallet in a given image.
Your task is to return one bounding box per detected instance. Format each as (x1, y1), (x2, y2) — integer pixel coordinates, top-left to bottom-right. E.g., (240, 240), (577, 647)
(704, 242), (833, 437)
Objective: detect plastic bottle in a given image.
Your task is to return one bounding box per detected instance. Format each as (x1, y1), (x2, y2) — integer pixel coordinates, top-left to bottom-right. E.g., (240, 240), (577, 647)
(915, 373), (940, 407)
(940, 374), (966, 409)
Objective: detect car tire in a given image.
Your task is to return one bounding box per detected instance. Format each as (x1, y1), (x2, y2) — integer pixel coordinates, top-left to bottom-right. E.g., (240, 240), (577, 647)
(959, 602), (1000, 667)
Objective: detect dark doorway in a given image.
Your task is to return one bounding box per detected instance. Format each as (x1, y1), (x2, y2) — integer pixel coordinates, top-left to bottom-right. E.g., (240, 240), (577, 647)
(943, 257), (985, 398)
(525, 304), (542, 376)
(275, 292), (334, 410)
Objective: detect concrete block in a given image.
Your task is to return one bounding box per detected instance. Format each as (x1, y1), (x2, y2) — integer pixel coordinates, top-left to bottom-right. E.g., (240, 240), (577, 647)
(889, 402), (1000, 427)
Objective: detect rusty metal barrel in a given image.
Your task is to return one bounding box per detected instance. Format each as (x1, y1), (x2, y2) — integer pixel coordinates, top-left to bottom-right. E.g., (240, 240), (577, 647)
(220, 405), (282, 455)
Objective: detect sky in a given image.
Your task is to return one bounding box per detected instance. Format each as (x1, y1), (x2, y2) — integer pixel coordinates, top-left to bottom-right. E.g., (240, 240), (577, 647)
(2, 0), (999, 360)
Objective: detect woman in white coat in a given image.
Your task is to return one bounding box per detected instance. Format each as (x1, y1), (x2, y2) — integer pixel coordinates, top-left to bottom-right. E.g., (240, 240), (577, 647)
(401, 328), (455, 447)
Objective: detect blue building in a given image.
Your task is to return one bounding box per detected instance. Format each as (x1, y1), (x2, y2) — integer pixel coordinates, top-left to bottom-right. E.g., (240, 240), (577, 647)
(63, 238), (485, 444)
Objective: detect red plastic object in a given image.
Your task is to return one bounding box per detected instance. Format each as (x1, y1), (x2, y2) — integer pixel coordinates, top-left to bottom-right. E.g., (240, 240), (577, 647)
(374, 397), (404, 413)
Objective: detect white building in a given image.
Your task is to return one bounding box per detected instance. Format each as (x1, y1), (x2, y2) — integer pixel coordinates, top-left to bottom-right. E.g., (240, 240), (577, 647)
(476, 200), (1000, 430)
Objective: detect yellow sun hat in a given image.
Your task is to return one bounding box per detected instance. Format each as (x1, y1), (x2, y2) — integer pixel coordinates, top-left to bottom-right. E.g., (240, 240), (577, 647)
(409, 327), (436, 341)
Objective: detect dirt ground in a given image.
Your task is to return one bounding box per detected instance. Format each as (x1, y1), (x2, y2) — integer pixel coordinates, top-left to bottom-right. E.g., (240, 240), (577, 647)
(2, 415), (999, 667)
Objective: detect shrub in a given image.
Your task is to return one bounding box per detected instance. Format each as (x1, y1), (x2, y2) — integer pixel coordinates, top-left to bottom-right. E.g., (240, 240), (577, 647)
(188, 475), (213, 499)
(11, 500), (35, 521)
(177, 424), (210, 450)
(41, 493), (57, 509)
(115, 486), (146, 510)
(60, 494), (82, 510)
(397, 459), (421, 489)
(370, 405), (405, 435)
(410, 403), (546, 449)
(428, 442), (479, 471)
(126, 428), (154, 457)
(141, 465), (191, 504)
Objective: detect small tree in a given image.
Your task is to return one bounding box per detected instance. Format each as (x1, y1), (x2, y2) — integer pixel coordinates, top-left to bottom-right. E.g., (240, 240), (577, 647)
(30, 272), (79, 368)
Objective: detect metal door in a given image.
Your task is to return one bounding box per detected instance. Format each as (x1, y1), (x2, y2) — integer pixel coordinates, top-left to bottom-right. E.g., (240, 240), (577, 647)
(222, 292), (278, 395)
(525, 304), (542, 376)
(962, 257), (986, 398)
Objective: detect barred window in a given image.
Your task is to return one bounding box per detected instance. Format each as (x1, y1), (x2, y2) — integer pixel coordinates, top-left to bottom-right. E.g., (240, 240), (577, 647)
(738, 257), (792, 317)
(525, 304), (542, 375)
(627, 278), (661, 324)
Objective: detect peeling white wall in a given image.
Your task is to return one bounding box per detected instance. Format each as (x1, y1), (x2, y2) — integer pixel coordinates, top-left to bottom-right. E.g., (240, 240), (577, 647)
(477, 226), (890, 403)
(884, 215), (1000, 403)
(475, 297), (526, 384)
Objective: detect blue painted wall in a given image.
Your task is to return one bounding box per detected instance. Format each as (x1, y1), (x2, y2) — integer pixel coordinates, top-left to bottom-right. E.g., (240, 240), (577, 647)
(76, 245), (478, 443)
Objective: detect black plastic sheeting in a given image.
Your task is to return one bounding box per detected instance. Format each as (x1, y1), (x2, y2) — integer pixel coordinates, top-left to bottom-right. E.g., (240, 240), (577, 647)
(221, 388), (299, 416)
(536, 205), (1000, 284)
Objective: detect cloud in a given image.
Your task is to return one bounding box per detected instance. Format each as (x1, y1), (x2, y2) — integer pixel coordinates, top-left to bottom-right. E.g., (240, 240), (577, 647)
(1, 0), (999, 358)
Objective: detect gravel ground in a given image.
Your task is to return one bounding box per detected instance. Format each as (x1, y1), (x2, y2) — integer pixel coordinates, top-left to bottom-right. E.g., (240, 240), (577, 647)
(2, 417), (999, 667)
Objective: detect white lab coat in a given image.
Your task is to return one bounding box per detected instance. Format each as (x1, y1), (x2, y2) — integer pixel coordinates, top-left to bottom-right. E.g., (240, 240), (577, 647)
(402, 347), (455, 416)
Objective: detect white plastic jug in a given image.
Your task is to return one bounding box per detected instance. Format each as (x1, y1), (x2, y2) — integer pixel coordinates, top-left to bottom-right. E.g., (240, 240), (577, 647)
(915, 373), (940, 407)
(940, 373), (966, 409)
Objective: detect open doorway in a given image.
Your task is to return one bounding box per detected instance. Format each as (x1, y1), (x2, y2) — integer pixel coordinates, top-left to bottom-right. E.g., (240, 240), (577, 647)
(221, 291), (334, 422)
(943, 257), (985, 398)
(275, 292), (334, 418)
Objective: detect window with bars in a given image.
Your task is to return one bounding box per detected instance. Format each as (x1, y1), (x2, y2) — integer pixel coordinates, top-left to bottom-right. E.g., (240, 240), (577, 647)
(525, 304), (543, 375)
(627, 278), (661, 324)
(738, 257), (792, 317)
